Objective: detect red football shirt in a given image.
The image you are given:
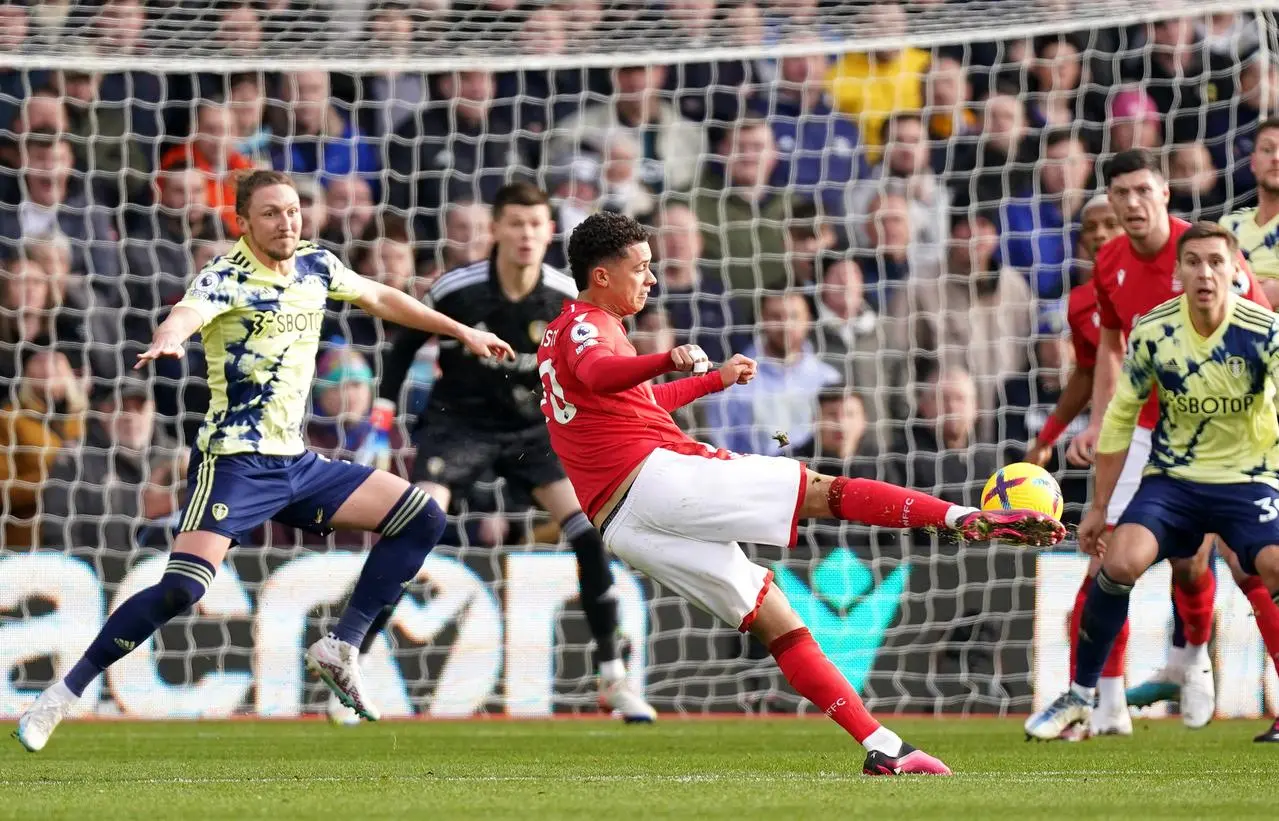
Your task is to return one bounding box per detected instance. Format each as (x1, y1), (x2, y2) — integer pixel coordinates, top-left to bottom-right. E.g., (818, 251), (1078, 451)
(1092, 216), (1270, 428)
(537, 301), (725, 519)
(1067, 279), (1100, 370)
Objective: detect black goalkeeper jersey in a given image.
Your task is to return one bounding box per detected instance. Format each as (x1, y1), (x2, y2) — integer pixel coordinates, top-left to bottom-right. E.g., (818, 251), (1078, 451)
(379, 253), (579, 432)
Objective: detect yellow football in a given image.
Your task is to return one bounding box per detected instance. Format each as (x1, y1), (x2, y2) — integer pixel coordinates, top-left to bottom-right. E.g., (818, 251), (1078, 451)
(981, 462), (1064, 521)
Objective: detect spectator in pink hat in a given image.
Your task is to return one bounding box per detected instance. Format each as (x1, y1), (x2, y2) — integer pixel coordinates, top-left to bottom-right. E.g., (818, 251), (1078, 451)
(1107, 88), (1163, 154)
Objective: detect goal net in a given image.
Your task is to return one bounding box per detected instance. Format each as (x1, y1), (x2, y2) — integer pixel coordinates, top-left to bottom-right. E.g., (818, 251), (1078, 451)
(4, 0), (1279, 721)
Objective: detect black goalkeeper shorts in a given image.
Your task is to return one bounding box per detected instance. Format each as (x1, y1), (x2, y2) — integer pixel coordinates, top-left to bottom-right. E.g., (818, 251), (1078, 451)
(409, 413), (566, 497)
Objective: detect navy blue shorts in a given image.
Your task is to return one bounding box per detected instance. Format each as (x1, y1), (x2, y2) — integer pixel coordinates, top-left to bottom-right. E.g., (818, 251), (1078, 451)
(179, 449), (376, 545)
(1118, 474), (1279, 575)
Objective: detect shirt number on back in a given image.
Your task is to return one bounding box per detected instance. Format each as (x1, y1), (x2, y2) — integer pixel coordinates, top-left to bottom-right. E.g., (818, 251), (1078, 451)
(538, 359), (577, 424)
(1256, 498), (1279, 523)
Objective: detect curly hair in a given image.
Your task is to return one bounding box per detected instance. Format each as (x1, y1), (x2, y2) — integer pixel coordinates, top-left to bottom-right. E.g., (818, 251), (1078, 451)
(567, 211), (650, 291)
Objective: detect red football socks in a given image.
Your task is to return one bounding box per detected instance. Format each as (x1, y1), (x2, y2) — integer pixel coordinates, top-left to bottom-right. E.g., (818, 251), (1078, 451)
(1173, 570), (1216, 647)
(1238, 576), (1279, 673)
(770, 627), (879, 742)
(1070, 575), (1129, 679)
(827, 477), (955, 530)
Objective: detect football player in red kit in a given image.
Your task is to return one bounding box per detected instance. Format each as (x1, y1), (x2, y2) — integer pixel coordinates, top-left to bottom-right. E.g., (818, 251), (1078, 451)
(538, 211), (1067, 776)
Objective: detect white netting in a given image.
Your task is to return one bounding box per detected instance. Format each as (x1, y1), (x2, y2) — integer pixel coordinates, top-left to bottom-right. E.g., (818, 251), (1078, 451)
(2, 0), (1278, 721)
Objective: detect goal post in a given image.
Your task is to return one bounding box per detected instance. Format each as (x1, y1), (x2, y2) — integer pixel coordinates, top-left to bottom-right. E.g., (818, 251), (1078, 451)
(2, 0), (1278, 721)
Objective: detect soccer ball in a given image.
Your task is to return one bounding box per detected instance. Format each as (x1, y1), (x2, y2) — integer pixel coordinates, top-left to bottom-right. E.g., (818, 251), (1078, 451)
(981, 463), (1064, 521)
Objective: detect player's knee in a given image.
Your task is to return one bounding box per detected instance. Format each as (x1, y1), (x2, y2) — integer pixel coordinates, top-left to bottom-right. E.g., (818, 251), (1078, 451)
(158, 554), (216, 617)
(378, 485), (447, 544)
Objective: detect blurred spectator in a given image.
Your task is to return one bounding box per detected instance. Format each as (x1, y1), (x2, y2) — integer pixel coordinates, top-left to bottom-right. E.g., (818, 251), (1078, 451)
(1120, 16), (1213, 144)
(0, 134), (121, 307)
(545, 154), (602, 245)
(998, 130), (1093, 297)
(598, 130), (655, 218)
(159, 97), (255, 235)
(324, 231), (414, 353)
(791, 390), (875, 478)
(693, 119), (791, 296)
(123, 166), (221, 356)
(55, 69), (151, 207)
(947, 90), (1033, 212)
(548, 63), (705, 198)
(827, 2), (930, 164)
(1206, 52), (1279, 204)
(419, 200), (492, 288)
(811, 254), (903, 433)
(18, 231), (114, 378)
(215, 0), (264, 56)
(789, 203), (837, 294)
(891, 214), (1034, 432)
(0, 349), (86, 547)
(0, 5), (31, 128)
(1027, 36), (1084, 130)
(357, 1), (429, 139)
(850, 185), (925, 311)
(388, 68), (528, 242)
(924, 54), (977, 144)
(494, 4), (591, 165)
(0, 254), (85, 383)
(705, 291), (839, 456)
(1105, 87), (1163, 155)
(272, 70), (380, 186)
(762, 0), (836, 44)
(41, 375), (186, 550)
(318, 174), (376, 258)
(227, 72), (273, 165)
(85, 0), (163, 145)
(643, 202), (744, 365)
(850, 112), (950, 274)
(766, 34), (868, 220)
(294, 175), (328, 240)
(886, 367), (995, 507)
(1167, 140), (1226, 222)
(663, 0), (761, 123)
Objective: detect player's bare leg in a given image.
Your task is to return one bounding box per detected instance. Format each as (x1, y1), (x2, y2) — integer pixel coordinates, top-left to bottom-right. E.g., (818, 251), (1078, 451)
(1026, 523), (1160, 741)
(307, 470), (446, 722)
(533, 480), (656, 723)
(745, 585), (950, 776)
(796, 472), (1065, 546)
(14, 530), (231, 752)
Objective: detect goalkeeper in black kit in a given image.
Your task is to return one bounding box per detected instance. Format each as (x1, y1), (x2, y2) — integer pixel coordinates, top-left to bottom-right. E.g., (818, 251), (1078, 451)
(356, 183), (655, 723)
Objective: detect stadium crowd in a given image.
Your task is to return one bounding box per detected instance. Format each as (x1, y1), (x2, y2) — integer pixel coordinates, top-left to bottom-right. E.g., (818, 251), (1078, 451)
(0, 0), (1275, 552)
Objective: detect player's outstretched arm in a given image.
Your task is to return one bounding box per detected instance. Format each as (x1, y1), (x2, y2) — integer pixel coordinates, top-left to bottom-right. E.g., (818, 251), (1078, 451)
(649, 354), (756, 412)
(1024, 365), (1094, 466)
(354, 279), (514, 360)
(135, 306), (204, 368)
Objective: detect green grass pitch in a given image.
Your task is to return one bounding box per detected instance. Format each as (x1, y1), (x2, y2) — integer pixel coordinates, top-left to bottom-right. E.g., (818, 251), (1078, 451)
(2, 717), (1276, 820)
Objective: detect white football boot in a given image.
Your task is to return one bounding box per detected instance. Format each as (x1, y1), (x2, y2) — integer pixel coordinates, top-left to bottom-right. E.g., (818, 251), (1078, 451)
(1180, 652), (1215, 729)
(13, 682), (78, 752)
(1025, 688), (1093, 741)
(1090, 678), (1133, 736)
(598, 671), (656, 723)
(306, 634), (381, 721)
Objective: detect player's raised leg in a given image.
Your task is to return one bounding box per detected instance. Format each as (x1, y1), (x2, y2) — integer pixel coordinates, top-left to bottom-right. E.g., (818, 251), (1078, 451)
(300, 467), (446, 721)
(532, 479), (656, 723)
(799, 472), (1064, 546)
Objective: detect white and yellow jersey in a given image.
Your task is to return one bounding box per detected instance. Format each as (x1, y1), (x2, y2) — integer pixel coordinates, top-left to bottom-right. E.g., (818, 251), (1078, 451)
(175, 238), (365, 456)
(1221, 207), (1279, 281)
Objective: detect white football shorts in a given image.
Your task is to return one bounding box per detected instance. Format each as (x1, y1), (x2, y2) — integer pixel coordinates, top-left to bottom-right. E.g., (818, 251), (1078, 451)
(601, 446), (805, 631)
(1105, 425), (1152, 526)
